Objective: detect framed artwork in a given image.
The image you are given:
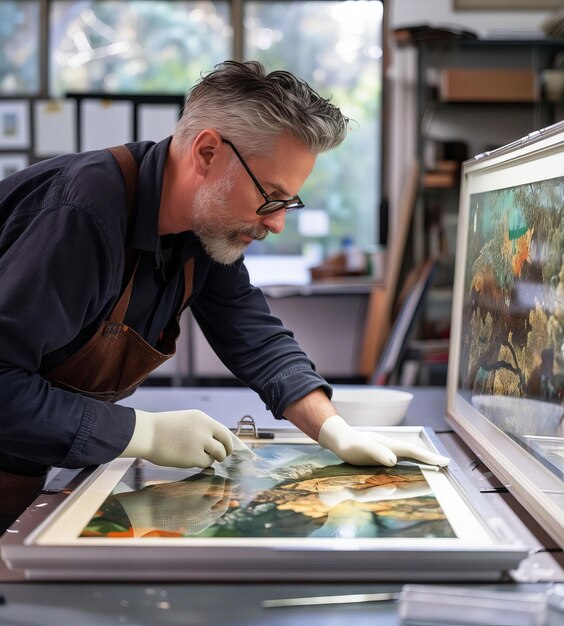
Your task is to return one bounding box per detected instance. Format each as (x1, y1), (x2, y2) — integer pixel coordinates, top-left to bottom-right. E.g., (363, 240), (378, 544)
(454, 0), (561, 9)
(0, 154), (28, 180)
(33, 100), (77, 156)
(447, 120), (564, 548)
(80, 98), (133, 151)
(0, 100), (30, 149)
(1, 429), (527, 581)
(68, 93), (184, 148)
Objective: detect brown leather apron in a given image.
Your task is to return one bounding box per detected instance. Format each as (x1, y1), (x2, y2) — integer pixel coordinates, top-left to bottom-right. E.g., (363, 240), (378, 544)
(1, 146), (193, 529)
(43, 144), (194, 402)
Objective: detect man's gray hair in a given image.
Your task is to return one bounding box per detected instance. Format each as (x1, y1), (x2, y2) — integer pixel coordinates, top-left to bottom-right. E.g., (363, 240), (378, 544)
(173, 60), (349, 155)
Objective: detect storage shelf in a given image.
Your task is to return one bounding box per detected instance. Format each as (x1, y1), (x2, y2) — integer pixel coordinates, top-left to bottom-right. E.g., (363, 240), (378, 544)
(410, 37), (561, 339)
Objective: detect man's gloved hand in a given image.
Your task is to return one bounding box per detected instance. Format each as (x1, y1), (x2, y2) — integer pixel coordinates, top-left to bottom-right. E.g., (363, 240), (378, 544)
(119, 409), (235, 468)
(318, 415), (450, 467)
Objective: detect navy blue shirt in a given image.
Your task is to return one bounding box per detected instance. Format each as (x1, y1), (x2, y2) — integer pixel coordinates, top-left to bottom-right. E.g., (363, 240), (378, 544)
(0, 138), (331, 475)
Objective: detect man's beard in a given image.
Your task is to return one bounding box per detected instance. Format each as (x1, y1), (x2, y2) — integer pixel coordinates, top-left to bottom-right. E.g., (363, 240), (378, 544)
(192, 164), (269, 266)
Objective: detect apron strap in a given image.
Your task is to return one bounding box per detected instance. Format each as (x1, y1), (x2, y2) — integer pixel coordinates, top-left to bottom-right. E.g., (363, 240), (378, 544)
(108, 145), (139, 291)
(106, 145), (194, 325)
(106, 145), (140, 324)
(108, 145), (138, 226)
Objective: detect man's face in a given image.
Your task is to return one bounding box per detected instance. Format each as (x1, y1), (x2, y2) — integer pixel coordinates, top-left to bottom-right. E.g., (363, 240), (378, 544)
(191, 158), (270, 265)
(192, 133), (316, 265)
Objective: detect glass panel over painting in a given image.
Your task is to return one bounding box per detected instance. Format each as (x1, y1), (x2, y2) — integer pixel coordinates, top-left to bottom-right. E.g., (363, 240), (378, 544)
(243, 0), (383, 257)
(0, 1), (40, 94)
(49, 1), (231, 96)
(458, 176), (564, 478)
(81, 444), (456, 539)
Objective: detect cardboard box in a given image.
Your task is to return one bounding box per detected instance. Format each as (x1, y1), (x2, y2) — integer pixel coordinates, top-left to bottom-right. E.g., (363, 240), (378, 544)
(440, 69), (538, 102)
(423, 171), (457, 188)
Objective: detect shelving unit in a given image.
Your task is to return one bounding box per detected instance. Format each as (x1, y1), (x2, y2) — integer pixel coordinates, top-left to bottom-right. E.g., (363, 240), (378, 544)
(416, 38), (561, 312)
(392, 35), (564, 384)
(414, 38), (563, 268)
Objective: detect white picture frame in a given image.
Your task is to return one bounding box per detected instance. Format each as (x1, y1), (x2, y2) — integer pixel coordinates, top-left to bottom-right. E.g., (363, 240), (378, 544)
(447, 121), (564, 548)
(80, 99), (133, 151)
(1, 428), (527, 581)
(33, 99), (77, 157)
(0, 154), (28, 180)
(0, 100), (30, 149)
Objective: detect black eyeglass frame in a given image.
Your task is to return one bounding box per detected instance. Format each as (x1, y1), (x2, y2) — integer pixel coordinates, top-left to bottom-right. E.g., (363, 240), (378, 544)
(221, 138), (305, 216)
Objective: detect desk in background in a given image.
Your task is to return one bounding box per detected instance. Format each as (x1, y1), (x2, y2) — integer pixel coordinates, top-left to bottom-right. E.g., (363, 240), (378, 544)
(152, 278), (376, 383)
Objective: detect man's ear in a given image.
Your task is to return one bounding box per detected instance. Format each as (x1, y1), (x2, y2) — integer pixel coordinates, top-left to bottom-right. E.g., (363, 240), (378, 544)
(191, 129), (222, 177)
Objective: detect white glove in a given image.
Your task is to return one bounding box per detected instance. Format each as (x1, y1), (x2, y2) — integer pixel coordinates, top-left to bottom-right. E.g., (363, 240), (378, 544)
(318, 415), (450, 467)
(120, 409), (235, 468)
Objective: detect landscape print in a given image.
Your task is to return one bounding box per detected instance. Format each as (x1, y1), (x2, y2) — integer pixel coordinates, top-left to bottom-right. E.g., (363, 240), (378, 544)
(459, 175), (564, 437)
(80, 444), (456, 540)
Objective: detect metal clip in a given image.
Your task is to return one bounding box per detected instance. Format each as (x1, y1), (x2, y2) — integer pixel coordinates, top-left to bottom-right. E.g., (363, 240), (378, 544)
(235, 415), (258, 438)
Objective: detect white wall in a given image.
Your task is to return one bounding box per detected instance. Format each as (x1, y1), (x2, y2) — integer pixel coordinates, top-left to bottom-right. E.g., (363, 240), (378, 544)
(386, 0), (555, 238)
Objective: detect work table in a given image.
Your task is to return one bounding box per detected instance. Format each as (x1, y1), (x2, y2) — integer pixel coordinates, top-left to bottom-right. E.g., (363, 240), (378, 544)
(0, 386), (562, 625)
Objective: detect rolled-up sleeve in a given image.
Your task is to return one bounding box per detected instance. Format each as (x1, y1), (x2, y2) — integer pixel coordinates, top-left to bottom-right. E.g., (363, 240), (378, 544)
(190, 259), (332, 420)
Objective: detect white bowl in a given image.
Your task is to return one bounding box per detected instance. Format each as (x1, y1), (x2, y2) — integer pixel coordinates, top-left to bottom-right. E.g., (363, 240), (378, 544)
(332, 389), (413, 427)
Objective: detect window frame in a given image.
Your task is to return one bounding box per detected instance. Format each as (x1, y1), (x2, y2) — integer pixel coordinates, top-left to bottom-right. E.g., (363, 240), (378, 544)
(2, 0), (387, 255)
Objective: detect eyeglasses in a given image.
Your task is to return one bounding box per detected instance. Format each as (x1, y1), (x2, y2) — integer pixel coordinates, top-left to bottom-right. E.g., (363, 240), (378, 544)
(222, 138), (305, 216)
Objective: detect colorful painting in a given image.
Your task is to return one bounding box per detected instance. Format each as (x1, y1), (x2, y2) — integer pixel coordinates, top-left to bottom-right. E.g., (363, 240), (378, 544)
(80, 444), (456, 540)
(459, 175), (564, 439)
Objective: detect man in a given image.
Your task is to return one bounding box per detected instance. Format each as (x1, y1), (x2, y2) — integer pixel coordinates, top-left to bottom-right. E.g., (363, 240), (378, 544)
(0, 61), (448, 529)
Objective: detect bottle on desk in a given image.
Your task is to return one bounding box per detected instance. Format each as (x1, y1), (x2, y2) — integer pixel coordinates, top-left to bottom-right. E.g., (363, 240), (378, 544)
(341, 236), (366, 273)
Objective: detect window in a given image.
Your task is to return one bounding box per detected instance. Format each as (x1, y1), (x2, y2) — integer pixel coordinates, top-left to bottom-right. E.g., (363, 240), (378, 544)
(49, 1), (231, 96)
(1, 0), (383, 265)
(244, 1), (382, 258)
(0, 1), (40, 94)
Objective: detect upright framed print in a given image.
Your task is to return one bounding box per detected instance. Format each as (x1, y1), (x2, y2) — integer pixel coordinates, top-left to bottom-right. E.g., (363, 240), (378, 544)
(1, 428), (528, 581)
(447, 121), (564, 548)
(0, 100), (30, 149)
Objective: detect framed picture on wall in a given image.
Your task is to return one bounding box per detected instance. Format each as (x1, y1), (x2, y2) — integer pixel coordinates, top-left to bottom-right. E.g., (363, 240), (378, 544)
(67, 93), (184, 149)
(80, 98), (134, 152)
(33, 99), (77, 157)
(0, 101), (30, 149)
(455, 0), (560, 9)
(0, 154), (28, 180)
